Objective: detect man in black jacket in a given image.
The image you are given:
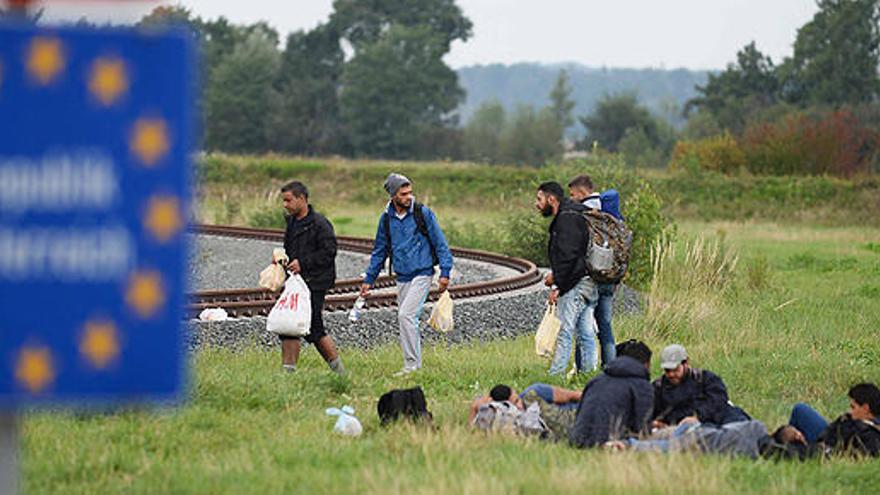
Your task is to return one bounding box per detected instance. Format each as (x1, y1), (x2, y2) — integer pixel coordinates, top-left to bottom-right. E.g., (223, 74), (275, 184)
(652, 344), (748, 428)
(569, 339), (654, 448)
(278, 181), (344, 375)
(535, 181), (599, 374)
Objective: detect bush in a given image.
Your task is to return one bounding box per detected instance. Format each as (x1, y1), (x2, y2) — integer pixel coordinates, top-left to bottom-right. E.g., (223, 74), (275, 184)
(741, 110), (879, 177)
(624, 182), (676, 289)
(668, 133), (745, 174)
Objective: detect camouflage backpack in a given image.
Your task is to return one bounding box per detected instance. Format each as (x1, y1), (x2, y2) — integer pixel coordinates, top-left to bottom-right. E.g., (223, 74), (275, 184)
(473, 401), (548, 437)
(582, 208), (633, 284)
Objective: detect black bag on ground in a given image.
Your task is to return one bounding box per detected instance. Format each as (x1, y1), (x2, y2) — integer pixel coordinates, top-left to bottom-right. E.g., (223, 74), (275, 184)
(377, 386), (433, 425)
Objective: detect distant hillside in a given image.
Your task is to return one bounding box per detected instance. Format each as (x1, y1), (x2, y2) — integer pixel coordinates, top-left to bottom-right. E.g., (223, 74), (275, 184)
(456, 63), (711, 133)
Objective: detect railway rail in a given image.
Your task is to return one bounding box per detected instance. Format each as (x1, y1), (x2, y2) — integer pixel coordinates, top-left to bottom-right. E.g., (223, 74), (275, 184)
(189, 224), (542, 318)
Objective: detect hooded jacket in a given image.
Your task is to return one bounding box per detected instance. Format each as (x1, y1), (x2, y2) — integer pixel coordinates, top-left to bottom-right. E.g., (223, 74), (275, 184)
(652, 367), (748, 426)
(548, 198), (589, 296)
(568, 356), (653, 448)
(364, 201), (453, 284)
(283, 206), (336, 292)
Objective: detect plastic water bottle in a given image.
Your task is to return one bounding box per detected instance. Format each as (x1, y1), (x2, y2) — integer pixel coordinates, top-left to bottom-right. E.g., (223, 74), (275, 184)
(348, 296), (365, 322)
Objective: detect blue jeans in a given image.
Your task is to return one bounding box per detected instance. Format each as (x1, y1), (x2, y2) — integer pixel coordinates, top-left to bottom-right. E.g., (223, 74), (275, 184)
(578, 282), (617, 369)
(550, 277), (598, 375)
(520, 383), (578, 411)
(788, 402), (828, 444)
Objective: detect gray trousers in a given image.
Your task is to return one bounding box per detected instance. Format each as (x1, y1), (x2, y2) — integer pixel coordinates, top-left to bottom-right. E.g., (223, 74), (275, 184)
(397, 275), (432, 370)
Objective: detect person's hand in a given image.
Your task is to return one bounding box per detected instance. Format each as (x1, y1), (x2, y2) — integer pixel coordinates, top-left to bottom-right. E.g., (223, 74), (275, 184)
(548, 289), (559, 305)
(287, 259), (301, 274)
(651, 419), (668, 430)
(678, 415), (699, 426)
(359, 283), (371, 298)
(544, 273), (554, 287)
(438, 276), (450, 292)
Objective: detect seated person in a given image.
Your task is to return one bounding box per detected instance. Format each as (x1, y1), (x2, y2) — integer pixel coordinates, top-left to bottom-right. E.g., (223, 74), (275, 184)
(782, 382), (880, 457)
(568, 339), (654, 449)
(652, 344), (750, 428)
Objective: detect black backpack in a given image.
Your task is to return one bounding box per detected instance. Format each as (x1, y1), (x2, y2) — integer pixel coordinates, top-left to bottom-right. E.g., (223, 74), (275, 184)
(377, 387), (433, 425)
(383, 202), (438, 275)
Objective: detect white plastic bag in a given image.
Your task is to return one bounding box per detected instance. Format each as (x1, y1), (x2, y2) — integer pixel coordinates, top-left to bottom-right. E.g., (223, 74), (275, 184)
(266, 274), (312, 337)
(259, 248), (289, 292)
(428, 290), (454, 333)
(534, 302), (561, 358)
(326, 405), (363, 437)
(198, 307), (228, 322)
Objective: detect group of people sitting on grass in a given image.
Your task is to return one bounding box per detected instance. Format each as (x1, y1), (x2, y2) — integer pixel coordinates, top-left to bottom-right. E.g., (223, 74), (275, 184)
(469, 340), (880, 460)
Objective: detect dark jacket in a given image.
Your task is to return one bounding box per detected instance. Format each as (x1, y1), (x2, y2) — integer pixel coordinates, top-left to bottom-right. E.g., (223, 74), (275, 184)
(819, 414), (880, 457)
(283, 206), (337, 292)
(652, 368), (748, 426)
(568, 356), (653, 448)
(549, 198), (589, 296)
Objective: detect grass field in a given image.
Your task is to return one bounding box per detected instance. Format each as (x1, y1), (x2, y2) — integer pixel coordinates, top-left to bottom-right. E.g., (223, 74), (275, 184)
(21, 219), (880, 494)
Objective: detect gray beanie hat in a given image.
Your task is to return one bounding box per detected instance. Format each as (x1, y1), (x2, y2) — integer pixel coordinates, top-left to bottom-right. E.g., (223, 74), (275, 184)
(383, 173), (411, 196)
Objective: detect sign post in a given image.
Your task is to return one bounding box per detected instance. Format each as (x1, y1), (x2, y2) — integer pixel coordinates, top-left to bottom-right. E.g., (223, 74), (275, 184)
(0, 23), (197, 493)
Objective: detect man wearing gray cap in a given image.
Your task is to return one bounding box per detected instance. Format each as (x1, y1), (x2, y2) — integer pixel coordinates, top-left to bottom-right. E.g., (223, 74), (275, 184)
(651, 344), (750, 428)
(360, 173), (454, 375)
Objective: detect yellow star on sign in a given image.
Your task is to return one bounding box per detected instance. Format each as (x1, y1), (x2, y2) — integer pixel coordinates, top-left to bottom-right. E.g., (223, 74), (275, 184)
(125, 270), (165, 319)
(130, 118), (170, 167)
(88, 57), (128, 106)
(15, 346), (55, 394)
(144, 195), (183, 243)
(26, 36), (65, 85)
(80, 320), (120, 369)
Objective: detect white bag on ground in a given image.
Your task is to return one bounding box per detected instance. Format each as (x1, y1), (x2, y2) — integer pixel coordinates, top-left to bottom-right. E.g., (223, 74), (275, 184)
(534, 302), (561, 358)
(266, 274), (312, 337)
(428, 290), (454, 333)
(259, 248), (289, 292)
(326, 406), (363, 437)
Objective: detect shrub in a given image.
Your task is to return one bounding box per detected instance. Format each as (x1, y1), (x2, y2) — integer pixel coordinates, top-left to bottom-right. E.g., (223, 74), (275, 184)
(624, 182), (676, 289)
(745, 254), (772, 291)
(741, 110), (880, 177)
(668, 133), (745, 174)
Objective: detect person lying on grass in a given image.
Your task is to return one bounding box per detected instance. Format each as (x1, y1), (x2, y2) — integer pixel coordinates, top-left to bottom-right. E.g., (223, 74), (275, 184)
(469, 383), (582, 440)
(778, 382), (880, 458)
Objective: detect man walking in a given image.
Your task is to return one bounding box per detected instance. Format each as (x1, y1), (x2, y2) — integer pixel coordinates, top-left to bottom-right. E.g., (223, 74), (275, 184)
(535, 181), (598, 374)
(279, 181), (345, 375)
(569, 174), (616, 369)
(360, 173), (453, 375)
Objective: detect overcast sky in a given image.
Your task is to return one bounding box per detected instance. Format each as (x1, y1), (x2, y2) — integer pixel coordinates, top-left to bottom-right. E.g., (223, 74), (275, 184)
(38, 0), (819, 70)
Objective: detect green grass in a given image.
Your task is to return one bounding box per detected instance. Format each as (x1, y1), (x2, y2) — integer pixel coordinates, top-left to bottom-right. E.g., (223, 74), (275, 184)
(21, 220), (880, 493)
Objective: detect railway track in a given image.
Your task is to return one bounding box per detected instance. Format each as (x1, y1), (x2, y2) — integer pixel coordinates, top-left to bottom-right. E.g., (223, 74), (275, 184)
(189, 224), (542, 318)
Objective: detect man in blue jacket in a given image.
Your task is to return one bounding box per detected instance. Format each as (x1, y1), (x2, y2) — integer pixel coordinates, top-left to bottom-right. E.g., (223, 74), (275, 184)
(360, 173), (454, 375)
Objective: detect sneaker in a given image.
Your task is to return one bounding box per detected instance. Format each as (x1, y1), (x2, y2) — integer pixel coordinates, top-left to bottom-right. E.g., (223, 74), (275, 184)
(392, 367), (417, 377)
(282, 364), (296, 373)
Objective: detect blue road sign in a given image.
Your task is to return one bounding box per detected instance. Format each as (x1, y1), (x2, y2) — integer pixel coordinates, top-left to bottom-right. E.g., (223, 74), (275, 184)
(0, 24), (196, 408)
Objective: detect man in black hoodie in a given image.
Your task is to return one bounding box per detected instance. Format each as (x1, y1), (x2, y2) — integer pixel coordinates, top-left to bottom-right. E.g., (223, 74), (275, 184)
(278, 181), (345, 375)
(535, 182), (599, 375)
(569, 340), (654, 449)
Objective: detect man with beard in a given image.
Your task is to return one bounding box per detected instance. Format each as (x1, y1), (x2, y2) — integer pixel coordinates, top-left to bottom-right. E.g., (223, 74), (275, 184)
(279, 181), (345, 375)
(535, 181), (599, 375)
(360, 173), (454, 376)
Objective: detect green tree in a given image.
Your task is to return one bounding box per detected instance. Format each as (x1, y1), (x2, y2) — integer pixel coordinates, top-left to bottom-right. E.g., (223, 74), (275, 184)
(463, 100), (506, 163)
(500, 105), (563, 166)
(781, 0), (880, 105)
(340, 24), (464, 158)
(549, 69), (575, 131)
(685, 42), (779, 132)
(579, 93), (666, 152)
(273, 23), (345, 154)
(204, 31), (281, 153)
(334, 0), (472, 158)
